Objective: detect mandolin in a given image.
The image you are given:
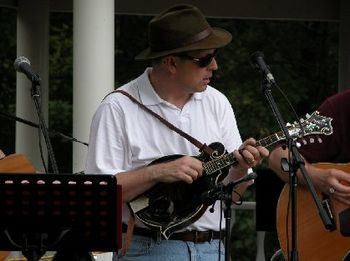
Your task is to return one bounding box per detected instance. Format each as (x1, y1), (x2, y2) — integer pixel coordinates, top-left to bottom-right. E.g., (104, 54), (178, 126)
(128, 111), (333, 239)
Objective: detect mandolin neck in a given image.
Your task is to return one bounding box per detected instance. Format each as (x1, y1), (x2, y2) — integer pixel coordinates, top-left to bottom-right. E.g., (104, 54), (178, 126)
(203, 132), (285, 175)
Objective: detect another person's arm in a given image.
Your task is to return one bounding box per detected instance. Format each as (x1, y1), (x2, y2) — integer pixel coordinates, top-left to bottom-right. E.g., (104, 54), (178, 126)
(269, 146), (350, 205)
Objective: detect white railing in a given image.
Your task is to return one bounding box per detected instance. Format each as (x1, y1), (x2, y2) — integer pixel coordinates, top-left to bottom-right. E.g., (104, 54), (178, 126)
(232, 201), (266, 261)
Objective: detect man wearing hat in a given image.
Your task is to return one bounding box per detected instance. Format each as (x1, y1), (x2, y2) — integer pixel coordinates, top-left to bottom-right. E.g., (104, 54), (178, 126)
(85, 4), (269, 260)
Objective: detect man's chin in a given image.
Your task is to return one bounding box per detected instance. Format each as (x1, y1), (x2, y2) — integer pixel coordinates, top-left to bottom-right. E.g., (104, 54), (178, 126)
(190, 84), (207, 93)
(200, 84), (208, 92)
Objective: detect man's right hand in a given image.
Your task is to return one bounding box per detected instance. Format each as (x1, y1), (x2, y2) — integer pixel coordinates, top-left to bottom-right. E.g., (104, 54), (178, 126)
(150, 155), (203, 184)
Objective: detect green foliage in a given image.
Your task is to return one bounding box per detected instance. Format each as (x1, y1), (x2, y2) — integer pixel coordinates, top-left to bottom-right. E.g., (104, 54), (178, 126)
(48, 12), (73, 172)
(207, 18), (338, 142)
(49, 12), (73, 102)
(0, 8), (16, 155)
(115, 15), (150, 86)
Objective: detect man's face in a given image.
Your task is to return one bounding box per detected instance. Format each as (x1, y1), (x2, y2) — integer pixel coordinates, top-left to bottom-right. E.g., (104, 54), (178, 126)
(172, 49), (218, 93)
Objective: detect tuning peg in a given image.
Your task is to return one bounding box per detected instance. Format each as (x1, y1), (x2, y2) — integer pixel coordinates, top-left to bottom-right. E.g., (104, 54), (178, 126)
(286, 122), (291, 127)
(309, 137), (315, 143)
(306, 113), (310, 118)
(301, 139), (308, 145)
(317, 137), (323, 143)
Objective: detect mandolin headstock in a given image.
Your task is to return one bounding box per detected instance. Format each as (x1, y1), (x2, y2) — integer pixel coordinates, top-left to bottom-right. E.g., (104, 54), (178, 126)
(285, 110), (333, 143)
(257, 111), (334, 149)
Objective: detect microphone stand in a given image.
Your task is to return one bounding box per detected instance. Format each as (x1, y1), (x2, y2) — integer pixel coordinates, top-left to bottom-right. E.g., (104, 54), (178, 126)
(0, 111), (88, 147)
(30, 77), (59, 174)
(202, 173), (257, 261)
(260, 75), (333, 261)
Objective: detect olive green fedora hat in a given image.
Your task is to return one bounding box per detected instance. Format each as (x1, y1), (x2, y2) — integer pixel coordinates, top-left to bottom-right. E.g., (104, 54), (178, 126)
(135, 4), (232, 60)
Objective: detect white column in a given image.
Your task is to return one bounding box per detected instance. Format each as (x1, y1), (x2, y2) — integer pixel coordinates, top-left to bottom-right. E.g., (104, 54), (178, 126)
(339, 0), (350, 91)
(16, 0), (49, 171)
(73, 0), (115, 173)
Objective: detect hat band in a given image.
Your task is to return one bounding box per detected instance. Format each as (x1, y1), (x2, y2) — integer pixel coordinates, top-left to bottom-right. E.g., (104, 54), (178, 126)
(152, 27), (212, 52)
(179, 27), (212, 47)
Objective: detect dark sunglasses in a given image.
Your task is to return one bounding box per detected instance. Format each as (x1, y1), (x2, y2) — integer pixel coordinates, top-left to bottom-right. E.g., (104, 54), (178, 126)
(176, 50), (218, 68)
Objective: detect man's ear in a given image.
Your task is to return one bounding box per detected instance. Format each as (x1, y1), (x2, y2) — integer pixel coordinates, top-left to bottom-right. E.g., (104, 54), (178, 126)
(162, 56), (178, 73)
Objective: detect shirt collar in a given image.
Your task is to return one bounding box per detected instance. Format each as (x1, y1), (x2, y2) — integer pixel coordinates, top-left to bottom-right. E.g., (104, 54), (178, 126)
(137, 67), (204, 106)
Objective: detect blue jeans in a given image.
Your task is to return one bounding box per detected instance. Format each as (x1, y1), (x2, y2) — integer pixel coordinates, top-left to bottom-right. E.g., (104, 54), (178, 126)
(114, 235), (225, 261)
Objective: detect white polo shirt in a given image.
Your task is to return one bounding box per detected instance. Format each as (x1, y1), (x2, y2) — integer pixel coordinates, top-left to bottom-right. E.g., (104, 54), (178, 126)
(85, 68), (243, 231)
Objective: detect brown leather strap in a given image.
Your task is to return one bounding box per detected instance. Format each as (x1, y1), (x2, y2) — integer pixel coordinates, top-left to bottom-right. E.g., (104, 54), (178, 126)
(120, 215), (135, 256)
(111, 89), (214, 155)
(170, 230), (223, 242)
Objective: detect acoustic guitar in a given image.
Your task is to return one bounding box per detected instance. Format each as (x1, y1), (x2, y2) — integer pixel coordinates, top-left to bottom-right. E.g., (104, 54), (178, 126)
(0, 153), (36, 261)
(128, 111), (334, 239)
(277, 163), (350, 261)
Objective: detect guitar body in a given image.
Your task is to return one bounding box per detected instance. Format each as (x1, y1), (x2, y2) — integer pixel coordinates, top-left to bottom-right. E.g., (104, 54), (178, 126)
(0, 153), (36, 261)
(277, 163), (350, 261)
(0, 253), (8, 261)
(128, 142), (229, 238)
(0, 153), (36, 173)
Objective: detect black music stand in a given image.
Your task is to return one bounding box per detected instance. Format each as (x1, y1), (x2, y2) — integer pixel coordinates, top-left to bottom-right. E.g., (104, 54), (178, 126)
(0, 173), (122, 261)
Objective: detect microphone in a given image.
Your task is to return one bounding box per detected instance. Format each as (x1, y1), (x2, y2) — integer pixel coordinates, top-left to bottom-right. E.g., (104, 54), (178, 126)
(250, 51), (275, 84)
(14, 56), (41, 83)
(200, 172), (258, 202)
(222, 172), (257, 191)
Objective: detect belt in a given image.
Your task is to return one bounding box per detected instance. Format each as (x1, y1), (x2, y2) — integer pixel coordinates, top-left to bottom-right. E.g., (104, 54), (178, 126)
(122, 224), (224, 243)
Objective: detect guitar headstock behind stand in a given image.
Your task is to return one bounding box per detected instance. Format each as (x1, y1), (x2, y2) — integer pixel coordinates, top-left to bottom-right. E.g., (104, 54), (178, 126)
(0, 173), (122, 261)
(254, 53), (334, 261)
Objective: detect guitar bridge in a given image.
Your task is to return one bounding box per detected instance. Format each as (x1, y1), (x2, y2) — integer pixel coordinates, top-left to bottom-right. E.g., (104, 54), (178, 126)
(322, 198), (336, 231)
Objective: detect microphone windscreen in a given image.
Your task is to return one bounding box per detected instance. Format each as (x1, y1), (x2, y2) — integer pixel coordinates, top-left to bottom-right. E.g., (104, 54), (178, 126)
(14, 56), (31, 71)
